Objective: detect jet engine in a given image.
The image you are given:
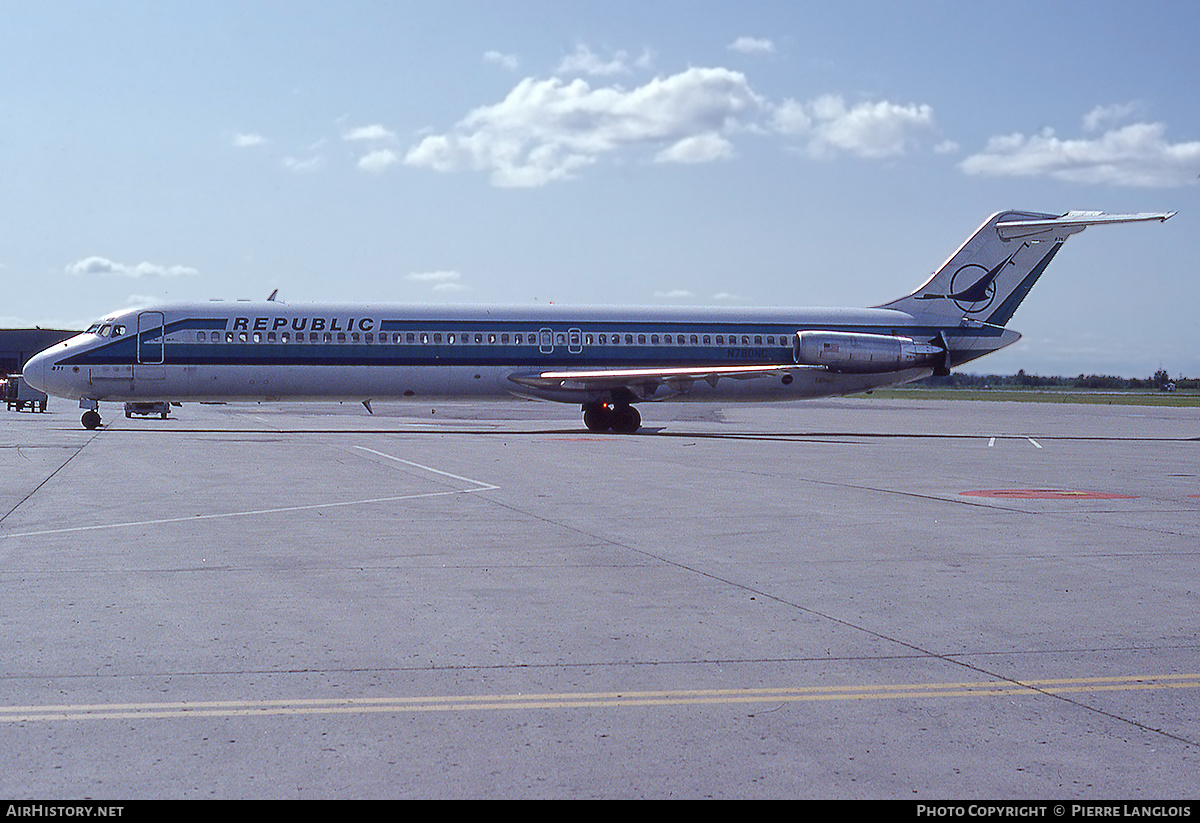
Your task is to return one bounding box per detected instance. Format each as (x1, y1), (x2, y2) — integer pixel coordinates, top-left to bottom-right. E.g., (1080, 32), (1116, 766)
(794, 330), (945, 374)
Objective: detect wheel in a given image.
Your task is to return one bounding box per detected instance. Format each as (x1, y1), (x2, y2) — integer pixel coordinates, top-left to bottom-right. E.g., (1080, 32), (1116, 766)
(611, 404), (641, 434)
(582, 403), (613, 432)
(82, 410), (101, 429)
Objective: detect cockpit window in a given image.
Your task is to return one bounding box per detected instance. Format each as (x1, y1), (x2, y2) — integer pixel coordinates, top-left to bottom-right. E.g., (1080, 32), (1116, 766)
(86, 324), (101, 334)
(98, 324), (111, 337)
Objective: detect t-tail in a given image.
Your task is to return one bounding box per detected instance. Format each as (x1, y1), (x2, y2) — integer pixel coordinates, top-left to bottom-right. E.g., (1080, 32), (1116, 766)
(880, 210), (1176, 327)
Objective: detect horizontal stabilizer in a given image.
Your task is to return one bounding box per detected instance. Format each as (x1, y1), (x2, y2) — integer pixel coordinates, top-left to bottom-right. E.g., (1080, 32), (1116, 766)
(996, 211), (1175, 240)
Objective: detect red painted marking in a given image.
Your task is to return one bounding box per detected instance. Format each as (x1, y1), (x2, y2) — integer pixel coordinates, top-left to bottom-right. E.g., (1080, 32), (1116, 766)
(960, 489), (1136, 500)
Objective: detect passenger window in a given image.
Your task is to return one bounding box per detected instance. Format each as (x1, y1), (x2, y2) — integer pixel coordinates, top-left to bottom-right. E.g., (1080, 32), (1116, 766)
(742, 335), (750, 345)
(238, 332), (248, 343)
(651, 334), (659, 345)
(351, 332), (360, 343)
(514, 333), (522, 344)
(755, 335), (762, 345)
(447, 333), (455, 344)
(253, 332), (262, 343)
(268, 332), (277, 342)
(406, 332), (415, 344)
(475, 333), (483, 344)
(112, 325), (126, 336)
(197, 331), (207, 342)
(281, 332), (290, 343)
(488, 334), (496, 344)
(703, 335), (711, 345)
(501, 334), (509, 344)
(433, 333), (441, 344)
(625, 334), (634, 345)
(420, 333), (429, 344)
(338, 332), (346, 343)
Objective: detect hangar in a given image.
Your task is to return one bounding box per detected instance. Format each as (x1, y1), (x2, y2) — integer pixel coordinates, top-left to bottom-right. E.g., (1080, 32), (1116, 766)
(0, 328), (78, 375)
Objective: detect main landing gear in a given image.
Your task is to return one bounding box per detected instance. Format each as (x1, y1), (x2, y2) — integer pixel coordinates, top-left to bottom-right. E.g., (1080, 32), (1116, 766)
(582, 401), (641, 434)
(81, 410), (101, 429)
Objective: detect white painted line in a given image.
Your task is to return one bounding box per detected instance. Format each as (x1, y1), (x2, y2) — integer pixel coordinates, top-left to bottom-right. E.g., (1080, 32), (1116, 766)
(4, 489), (490, 539)
(353, 446), (499, 490)
(5, 447), (498, 540)
(987, 437), (995, 447)
(1027, 438), (1042, 449)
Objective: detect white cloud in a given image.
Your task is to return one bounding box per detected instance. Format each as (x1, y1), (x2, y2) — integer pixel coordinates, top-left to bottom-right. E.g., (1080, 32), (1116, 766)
(406, 270), (467, 292)
(556, 44), (647, 77)
(405, 67), (764, 187)
(232, 133), (267, 148)
(282, 155), (323, 173)
(712, 291), (748, 302)
(358, 148), (399, 173)
(653, 289), (694, 299)
(66, 257), (198, 278)
(959, 120), (1200, 187)
(728, 36), (775, 55)
(772, 95), (938, 158)
(1082, 102), (1139, 133)
(343, 124), (396, 142)
(403, 47), (944, 186)
(655, 133), (735, 164)
(484, 50), (520, 71)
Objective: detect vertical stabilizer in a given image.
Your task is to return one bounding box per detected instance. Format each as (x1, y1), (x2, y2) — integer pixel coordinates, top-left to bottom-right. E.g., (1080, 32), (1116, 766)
(879, 210), (1175, 326)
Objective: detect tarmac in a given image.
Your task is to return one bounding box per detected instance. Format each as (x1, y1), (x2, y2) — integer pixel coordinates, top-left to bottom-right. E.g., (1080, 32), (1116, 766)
(1, 396), (1197, 799)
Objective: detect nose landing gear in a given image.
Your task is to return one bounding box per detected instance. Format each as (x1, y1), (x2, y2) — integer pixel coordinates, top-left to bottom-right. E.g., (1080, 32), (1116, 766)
(81, 409), (101, 429)
(582, 401), (641, 434)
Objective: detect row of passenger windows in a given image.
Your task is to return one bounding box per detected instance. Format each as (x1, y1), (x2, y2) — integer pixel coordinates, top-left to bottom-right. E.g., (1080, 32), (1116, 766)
(193, 330), (793, 347)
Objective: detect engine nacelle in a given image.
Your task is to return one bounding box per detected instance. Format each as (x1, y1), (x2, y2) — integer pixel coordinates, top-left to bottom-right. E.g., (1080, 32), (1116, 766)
(794, 330), (944, 374)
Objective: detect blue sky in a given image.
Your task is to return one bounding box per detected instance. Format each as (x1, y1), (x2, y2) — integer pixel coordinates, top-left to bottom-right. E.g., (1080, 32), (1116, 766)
(3, 1), (1197, 377)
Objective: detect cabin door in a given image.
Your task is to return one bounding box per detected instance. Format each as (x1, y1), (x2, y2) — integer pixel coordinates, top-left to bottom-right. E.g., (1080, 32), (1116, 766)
(135, 310), (166, 384)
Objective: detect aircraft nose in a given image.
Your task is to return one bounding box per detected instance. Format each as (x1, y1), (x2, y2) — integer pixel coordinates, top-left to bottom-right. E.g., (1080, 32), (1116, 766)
(22, 348), (51, 394)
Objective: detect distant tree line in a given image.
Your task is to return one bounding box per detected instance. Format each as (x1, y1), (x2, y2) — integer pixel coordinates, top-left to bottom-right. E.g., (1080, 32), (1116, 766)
(916, 368), (1196, 391)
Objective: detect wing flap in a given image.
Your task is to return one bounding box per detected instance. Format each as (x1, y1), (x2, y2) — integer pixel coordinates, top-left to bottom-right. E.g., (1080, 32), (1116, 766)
(509, 363), (805, 395)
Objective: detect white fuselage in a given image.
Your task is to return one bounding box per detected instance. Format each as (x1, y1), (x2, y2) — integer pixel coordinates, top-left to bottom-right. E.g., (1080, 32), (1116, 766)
(23, 300), (1016, 407)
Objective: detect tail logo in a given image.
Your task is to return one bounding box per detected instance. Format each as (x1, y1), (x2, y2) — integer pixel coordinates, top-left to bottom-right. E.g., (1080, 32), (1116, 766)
(947, 263), (998, 313)
(915, 248), (1021, 314)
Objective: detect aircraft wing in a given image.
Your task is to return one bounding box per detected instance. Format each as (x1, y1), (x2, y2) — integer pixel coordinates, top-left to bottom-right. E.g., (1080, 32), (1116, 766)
(509, 363), (803, 399)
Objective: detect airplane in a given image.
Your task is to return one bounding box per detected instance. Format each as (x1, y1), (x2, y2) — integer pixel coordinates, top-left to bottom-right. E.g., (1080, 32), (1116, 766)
(23, 209), (1174, 432)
